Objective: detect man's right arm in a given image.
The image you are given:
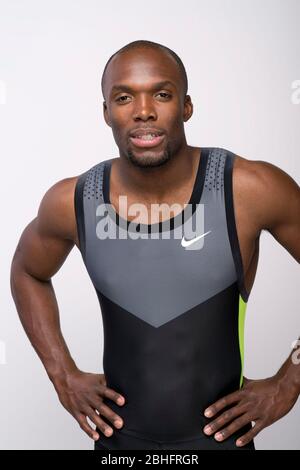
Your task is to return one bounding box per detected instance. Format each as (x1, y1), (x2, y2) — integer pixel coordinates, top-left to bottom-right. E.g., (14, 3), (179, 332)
(10, 177), (125, 442)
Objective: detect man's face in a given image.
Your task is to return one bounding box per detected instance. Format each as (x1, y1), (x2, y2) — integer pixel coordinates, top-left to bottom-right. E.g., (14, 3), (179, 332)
(102, 48), (193, 168)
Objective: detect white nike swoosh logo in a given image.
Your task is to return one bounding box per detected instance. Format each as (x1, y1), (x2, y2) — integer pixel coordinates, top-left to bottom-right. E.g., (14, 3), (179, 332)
(181, 230), (211, 248)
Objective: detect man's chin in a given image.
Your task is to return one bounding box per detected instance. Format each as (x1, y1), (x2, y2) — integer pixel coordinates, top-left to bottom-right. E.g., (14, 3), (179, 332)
(126, 149), (171, 168)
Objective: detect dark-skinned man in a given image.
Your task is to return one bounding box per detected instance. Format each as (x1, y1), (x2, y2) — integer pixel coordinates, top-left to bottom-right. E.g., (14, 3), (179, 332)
(10, 40), (300, 450)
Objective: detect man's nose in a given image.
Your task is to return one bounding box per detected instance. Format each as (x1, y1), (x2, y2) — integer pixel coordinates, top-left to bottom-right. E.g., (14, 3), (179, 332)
(132, 95), (157, 121)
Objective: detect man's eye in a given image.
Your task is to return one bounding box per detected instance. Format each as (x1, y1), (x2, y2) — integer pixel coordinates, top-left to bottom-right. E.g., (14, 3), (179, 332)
(116, 95), (130, 103)
(157, 92), (171, 99)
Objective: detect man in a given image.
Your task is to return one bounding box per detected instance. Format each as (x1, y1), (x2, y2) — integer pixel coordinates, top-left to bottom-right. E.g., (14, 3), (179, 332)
(10, 40), (300, 450)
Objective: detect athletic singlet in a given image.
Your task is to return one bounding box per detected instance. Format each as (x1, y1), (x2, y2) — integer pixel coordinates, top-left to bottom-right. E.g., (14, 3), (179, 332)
(74, 147), (254, 450)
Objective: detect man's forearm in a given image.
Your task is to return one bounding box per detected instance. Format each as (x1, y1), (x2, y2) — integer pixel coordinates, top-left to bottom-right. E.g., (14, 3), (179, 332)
(275, 339), (300, 399)
(10, 261), (78, 385)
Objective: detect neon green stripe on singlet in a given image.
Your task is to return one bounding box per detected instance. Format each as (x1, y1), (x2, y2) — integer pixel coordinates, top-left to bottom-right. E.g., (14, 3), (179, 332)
(238, 295), (247, 388)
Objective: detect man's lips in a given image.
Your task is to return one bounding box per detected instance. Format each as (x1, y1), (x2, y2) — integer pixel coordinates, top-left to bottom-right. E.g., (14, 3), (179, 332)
(128, 127), (165, 148)
(129, 127), (164, 138)
(129, 133), (165, 148)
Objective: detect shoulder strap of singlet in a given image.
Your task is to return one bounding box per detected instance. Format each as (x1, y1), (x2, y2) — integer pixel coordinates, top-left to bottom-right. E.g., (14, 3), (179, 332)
(202, 147), (227, 195)
(74, 170), (87, 259)
(224, 150), (249, 302)
(199, 147), (249, 302)
(74, 159), (111, 259)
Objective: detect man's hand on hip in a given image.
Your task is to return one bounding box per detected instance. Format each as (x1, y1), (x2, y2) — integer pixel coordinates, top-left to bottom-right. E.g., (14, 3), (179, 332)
(53, 370), (125, 441)
(202, 375), (298, 447)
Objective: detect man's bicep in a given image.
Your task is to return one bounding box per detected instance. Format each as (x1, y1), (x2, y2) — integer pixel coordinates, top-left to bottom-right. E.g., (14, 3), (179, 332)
(13, 217), (74, 281)
(256, 161), (300, 262)
(268, 201), (300, 263)
(12, 178), (77, 280)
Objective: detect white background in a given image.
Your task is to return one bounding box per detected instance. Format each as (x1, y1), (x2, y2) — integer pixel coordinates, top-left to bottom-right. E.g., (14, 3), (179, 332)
(0, 0), (299, 449)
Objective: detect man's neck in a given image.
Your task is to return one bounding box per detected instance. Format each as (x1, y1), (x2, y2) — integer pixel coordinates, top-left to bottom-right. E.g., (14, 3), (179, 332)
(112, 145), (200, 204)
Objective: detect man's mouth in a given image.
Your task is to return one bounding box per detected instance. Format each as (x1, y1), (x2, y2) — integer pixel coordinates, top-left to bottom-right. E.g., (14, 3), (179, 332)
(129, 130), (165, 148)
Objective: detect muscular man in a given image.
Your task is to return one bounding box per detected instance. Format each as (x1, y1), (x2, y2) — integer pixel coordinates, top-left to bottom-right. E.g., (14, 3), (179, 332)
(10, 40), (300, 450)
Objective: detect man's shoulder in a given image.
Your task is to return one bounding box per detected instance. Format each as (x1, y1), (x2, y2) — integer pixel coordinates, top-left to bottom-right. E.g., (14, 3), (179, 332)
(232, 152), (293, 195)
(37, 175), (80, 242)
(230, 151), (299, 234)
(41, 175), (79, 210)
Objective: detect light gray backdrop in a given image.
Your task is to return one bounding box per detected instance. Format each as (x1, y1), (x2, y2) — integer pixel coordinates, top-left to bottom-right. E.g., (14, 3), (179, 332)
(0, 0), (299, 450)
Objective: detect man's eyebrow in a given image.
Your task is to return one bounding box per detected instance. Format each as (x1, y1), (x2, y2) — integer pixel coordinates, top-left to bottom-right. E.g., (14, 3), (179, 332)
(110, 80), (177, 94)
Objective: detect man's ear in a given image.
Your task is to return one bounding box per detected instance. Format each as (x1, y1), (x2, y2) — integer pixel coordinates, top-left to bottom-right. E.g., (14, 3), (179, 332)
(103, 101), (111, 127)
(183, 95), (193, 122)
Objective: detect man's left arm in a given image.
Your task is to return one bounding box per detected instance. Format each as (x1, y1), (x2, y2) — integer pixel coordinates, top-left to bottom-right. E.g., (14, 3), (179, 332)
(203, 158), (300, 447)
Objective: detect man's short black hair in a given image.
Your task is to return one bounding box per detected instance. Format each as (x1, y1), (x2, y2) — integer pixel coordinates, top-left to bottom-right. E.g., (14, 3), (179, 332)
(101, 40), (188, 100)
